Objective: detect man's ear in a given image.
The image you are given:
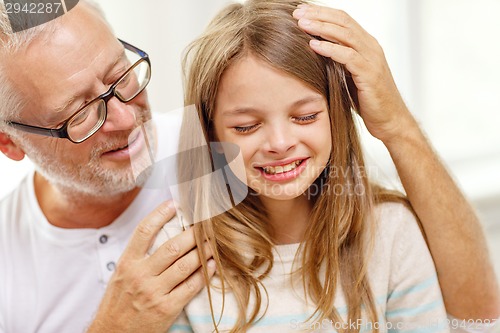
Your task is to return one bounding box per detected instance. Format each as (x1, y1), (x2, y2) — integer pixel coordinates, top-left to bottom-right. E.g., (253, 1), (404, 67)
(0, 132), (26, 161)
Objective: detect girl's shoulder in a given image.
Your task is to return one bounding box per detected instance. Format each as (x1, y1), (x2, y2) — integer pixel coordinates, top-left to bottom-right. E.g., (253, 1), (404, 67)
(371, 201), (423, 243)
(367, 201), (430, 279)
(367, 202), (444, 318)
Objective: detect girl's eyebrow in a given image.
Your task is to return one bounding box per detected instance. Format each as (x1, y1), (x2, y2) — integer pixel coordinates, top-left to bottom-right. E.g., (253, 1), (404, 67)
(290, 95), (324, 108)
(222, 107), (260, 116)
(222, 95), (324, 116)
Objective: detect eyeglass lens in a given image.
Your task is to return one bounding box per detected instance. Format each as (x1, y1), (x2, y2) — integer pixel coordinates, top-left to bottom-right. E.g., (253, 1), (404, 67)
(67, 59), (150, 142)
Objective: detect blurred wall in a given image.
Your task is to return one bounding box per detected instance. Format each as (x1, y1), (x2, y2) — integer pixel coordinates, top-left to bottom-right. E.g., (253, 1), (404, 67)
(1, 0), (499, 211)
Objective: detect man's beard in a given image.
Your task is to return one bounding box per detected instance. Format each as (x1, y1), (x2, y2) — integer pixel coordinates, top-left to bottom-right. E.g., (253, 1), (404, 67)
(21, 110), (156, 198)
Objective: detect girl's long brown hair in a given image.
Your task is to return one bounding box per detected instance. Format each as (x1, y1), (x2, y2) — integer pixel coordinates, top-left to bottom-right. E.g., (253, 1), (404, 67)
(180, 0), (410, 331)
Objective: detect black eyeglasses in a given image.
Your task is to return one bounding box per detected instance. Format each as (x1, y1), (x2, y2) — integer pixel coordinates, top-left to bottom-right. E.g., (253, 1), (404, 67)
(4, 39), (151, 144)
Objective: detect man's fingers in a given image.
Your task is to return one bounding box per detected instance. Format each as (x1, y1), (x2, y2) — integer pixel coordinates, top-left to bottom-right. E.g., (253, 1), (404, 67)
(293, 4), (361, 30)
(297, 18), (365, 52)
(167, 258), (217, 306)
(293, 4), (380, 56)
(122, 201), (176, 261)
(158, 241), (214, 292)
(308, 40), (368, 76)
(147, 227), (198, 274)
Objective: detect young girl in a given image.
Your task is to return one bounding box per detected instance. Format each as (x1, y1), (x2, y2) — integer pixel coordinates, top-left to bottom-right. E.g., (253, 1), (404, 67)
(173, 0), (448, 331)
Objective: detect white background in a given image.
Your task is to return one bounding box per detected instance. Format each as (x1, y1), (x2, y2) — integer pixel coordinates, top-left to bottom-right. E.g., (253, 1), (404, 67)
(1, 0), (499, 272)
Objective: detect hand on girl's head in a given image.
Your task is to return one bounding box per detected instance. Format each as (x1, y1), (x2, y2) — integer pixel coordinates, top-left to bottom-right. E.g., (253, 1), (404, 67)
(292, 3), (412, 142)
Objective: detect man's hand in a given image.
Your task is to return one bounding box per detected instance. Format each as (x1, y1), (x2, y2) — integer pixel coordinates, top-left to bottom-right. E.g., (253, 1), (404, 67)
(294, 4), (500, 319)
(293, 3), (414, 144)
(87, 201), (215, 333)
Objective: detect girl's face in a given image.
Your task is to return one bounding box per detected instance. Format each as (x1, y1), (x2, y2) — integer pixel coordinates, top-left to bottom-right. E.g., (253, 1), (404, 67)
(213, 55), (332, 201)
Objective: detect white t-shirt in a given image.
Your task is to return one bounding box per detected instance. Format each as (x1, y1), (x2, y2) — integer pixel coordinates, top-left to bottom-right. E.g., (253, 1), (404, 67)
(170, 202), (451, 333)
(170, 203), (499, 333)
(0, 111), (182, 333)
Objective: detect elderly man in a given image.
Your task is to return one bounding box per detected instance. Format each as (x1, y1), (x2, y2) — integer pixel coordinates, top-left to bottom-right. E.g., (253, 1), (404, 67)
(0, 1), (498, 333)
(0, 1), (216, 332)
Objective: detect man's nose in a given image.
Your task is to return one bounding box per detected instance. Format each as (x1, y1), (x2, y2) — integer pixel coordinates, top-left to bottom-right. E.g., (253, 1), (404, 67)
(100, 96), (136, 132)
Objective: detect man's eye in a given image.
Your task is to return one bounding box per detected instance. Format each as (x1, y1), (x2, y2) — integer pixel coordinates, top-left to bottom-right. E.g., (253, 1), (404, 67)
(234, 124), (259, 133)
(70, 108), (91, 127)
(117, 73), (131, 88)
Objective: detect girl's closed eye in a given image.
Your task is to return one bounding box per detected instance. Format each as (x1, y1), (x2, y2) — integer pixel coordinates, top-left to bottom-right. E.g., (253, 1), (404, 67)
(234, 123), (260, 133)
(293, 112), (320, 123)
(233, 112), (321, 133)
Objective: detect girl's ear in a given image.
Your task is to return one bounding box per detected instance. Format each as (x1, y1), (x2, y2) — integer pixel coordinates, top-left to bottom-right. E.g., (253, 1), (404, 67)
(0, 132), (26, 161)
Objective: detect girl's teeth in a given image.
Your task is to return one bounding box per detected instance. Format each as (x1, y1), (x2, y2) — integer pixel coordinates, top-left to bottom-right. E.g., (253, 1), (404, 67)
(263, 160), (302, 175)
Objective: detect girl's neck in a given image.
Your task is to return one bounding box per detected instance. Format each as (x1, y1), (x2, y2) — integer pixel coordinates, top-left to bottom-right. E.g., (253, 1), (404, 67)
(260, 194), (312, 245)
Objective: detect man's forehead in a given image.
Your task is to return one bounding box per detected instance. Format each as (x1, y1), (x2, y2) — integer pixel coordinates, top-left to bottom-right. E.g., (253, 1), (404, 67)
(2, 5), (123, 121)
(6, 33), (121, 85)
(52, 50), (126, 114)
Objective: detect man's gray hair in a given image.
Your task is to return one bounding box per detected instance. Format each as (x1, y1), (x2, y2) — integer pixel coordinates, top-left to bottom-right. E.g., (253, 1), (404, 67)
(0, 0), (106, 127)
